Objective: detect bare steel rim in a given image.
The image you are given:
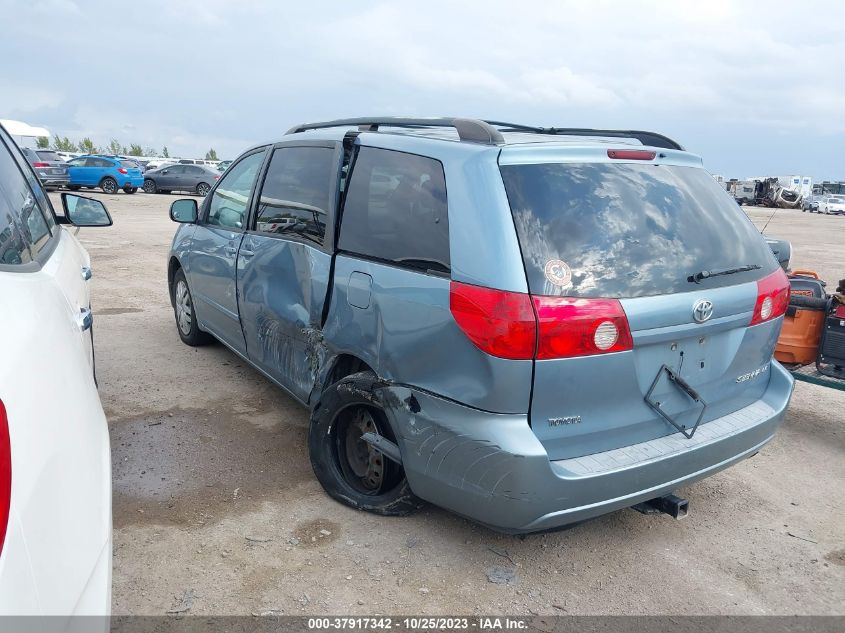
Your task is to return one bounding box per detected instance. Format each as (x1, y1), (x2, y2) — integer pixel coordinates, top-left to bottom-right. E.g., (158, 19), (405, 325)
(333, 405), (400, 495)
(174, 279), (193, 336)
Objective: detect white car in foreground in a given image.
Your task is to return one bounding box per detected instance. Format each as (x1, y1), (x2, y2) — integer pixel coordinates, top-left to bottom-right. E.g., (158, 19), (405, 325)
(0, 124), (113, 615)
(819, 195), (845, 215)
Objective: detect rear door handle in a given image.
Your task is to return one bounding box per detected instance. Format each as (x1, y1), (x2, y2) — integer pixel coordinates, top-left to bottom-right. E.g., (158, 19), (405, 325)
(240, 249), (255, 258)
(81, 266), (92, 281)
(77, 307), (93, 332)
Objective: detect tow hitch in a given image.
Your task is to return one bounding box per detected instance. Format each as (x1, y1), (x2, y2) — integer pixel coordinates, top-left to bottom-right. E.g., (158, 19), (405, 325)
(632, 494), (689, 519)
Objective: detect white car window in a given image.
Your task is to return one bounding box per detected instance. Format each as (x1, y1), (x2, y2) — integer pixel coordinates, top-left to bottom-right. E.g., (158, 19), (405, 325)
(0, 133), (54, 264)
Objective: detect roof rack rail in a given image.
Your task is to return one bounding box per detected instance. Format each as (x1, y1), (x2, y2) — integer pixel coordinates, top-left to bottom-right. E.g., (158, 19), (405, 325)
(285, 117), (505, 146)
(484, 121), (684, 151)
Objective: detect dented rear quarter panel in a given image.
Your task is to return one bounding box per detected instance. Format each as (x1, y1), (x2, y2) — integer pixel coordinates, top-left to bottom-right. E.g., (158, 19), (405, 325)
(322, 255), (532, 414)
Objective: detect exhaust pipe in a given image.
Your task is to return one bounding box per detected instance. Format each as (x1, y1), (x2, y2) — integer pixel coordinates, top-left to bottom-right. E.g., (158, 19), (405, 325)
(632, 493), (689, 519)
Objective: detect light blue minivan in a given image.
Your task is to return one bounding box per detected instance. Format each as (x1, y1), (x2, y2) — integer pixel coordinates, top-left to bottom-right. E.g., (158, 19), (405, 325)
(166, 118), (794, 533)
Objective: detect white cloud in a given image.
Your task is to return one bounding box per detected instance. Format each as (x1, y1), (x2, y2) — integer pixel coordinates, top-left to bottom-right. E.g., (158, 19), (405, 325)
(0, 0), (842, 175)
(519, 68), (621, 108)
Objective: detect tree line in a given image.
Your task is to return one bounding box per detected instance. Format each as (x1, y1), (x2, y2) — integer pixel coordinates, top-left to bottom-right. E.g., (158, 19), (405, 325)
(37, 136), (219, 161)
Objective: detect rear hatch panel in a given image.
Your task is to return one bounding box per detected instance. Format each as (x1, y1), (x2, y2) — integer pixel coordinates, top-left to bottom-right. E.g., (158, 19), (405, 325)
(531, 285), (780, 461)
(497, 150), (783, 461)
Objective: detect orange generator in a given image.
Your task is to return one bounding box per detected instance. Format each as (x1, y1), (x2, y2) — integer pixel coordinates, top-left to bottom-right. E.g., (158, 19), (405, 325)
(774, 270), (828, 365)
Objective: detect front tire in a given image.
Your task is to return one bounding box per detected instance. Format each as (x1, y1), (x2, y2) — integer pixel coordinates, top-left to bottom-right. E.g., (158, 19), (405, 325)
(196, 182), (211, 196)
(143, 179), (157, 194)
(308, 371), (422, 516)
(100, 177), (118, 194)
(172, 269), (212, 346)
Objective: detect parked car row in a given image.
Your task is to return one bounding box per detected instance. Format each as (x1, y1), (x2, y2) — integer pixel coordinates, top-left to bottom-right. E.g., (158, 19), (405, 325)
(807, 195), (845, 215)
(20, 151), (227, 196)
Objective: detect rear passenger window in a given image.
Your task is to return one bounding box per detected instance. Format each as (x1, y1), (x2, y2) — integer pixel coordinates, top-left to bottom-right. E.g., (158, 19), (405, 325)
(254, 146), (334, 246)
(339, 147), (449, 273)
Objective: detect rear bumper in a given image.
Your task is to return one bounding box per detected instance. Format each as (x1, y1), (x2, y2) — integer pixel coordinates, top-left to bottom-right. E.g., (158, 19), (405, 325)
(37, 174), (69, 187)
(117, 175), (144, 188)
(384, 361), (794, 533)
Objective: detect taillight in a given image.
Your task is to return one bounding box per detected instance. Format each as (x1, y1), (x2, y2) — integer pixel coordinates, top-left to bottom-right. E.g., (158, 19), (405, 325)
(607, 149), (656, 160)
(0, 399), (11, 558)
(533, 296), (633, 359)
(117, 167), (128, 174)
(449, 282), (536, 359)
(833, 304), (845, 319)
(214, 175), (220, 179)
(750, 268), (790, 325)
(449, 281), (634, 360)
(32, 162), (49, 167)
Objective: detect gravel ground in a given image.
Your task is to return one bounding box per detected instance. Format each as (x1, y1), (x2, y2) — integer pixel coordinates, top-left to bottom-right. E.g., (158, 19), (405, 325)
(52, 191), (844, 616)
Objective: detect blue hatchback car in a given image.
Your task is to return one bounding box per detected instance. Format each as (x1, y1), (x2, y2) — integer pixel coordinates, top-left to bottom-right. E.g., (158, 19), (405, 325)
(166, 117), (794, 533)
(66, 155), (144, 194)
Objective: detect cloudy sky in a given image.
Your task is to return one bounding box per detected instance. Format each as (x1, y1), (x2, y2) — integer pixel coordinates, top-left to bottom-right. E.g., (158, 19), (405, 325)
(2, 0), (843, 179)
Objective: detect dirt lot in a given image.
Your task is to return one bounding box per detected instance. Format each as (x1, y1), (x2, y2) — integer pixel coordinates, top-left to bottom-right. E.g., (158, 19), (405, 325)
(51, 191), (844, 616)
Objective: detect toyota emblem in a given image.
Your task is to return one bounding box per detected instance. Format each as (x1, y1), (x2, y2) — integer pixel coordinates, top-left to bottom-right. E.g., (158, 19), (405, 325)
(693, 299), (714, 323)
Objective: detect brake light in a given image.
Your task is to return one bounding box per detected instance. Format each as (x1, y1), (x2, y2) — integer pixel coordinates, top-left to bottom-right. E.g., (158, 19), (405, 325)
(0, 399), (11, 559)
(750, 268), (790, 325)
(449, 281), (634, 360)
(607, 149), (656, 160)
(32, 162), (49, 167)
(833, 304), (845, 319)
(117, 168), (128, 174)
(449, 282), (536, 359)
(533, 296), (633, 359)
(214, 175), (220, 180)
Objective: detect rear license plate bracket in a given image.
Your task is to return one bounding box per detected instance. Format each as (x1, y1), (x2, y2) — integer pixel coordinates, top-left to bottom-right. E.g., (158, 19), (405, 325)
(644, 364), (707, 439)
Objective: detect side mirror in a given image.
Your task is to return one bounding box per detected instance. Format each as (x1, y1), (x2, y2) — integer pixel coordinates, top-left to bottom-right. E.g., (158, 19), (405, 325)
(170, 199), (198, 223)
(61, 193), (112, 227)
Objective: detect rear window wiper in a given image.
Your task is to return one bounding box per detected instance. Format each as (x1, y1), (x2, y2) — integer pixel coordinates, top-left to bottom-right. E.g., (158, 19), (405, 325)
(687, 264), (760, 283)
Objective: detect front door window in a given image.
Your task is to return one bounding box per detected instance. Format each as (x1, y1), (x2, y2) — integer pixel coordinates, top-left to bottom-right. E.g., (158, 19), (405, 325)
(206, 152), (264, 230)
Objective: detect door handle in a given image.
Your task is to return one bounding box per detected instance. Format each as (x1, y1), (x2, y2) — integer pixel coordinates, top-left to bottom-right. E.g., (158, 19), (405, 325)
(77, 307), (93, 332)
(81, 266), (92, 281)
(240, 249), (255, 258)
(224, 246), (238, 255)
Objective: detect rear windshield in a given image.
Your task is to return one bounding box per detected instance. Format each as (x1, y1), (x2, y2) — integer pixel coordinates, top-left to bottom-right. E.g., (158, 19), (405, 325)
(120, 160), (139, 168)
(36, 151), (61, 161)
(499, 162), (777, 298)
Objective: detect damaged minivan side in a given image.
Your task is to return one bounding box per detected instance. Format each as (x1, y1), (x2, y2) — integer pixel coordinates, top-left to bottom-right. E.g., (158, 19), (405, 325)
(167, 118), (794, 533)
